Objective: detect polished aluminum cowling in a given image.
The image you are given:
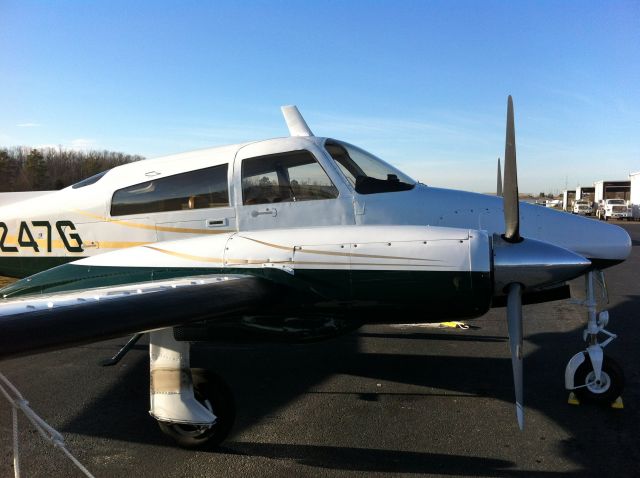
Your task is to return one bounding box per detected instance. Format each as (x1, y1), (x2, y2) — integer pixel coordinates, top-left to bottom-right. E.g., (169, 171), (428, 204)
(492, 234), (592, 294)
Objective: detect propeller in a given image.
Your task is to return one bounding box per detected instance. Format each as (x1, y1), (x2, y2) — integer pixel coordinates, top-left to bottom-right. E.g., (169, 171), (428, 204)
(506, 282), (524, 430)
(503, 96), (521, 243)
(494, 98), (591, 429)
(503, 95), (524, 430)
(496, 157), (503, 197)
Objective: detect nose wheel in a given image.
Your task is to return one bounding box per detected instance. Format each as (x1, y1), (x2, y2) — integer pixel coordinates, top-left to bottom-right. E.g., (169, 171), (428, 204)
(573, 355), (624, 406)
(565, 271), (625, 407)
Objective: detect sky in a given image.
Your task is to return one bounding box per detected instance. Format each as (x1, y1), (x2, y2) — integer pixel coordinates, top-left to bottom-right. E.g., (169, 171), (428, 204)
(1, 1), (638, 194)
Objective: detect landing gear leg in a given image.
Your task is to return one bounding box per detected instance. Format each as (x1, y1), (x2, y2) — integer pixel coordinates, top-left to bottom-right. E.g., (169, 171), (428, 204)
(150, 328), (235, 448)
(564, 271), (625, 405)
(100, 333), (144, 366)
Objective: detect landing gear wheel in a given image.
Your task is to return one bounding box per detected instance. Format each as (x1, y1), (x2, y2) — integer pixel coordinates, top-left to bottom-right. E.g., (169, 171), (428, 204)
(158, 369), (235, 448)
(574, 355), (624, 406)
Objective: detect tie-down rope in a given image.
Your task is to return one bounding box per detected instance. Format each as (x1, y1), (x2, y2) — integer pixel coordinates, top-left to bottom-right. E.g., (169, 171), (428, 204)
(0, 372), (95, 478)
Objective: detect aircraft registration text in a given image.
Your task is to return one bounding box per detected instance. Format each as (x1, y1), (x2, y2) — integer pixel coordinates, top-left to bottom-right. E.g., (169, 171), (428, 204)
(0, 220), (83, 253)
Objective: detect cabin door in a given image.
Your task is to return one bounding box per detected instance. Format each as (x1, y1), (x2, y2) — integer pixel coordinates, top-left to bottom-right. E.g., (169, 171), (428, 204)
(233, 139), (355, 231)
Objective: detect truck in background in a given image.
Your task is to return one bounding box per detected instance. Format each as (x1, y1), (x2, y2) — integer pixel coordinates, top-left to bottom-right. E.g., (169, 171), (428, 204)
(596, 198), (632, 221)
(573, 199), (593, 216)
(594, 180), (632, 221)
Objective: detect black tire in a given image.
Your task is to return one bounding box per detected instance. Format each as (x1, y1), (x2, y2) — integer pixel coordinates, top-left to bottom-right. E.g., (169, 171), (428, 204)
(574, 355), (624, 406)
(158, 369), (235, 448)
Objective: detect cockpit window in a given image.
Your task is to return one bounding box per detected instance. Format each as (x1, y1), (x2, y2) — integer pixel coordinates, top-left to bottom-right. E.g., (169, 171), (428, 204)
(71, 170), (110, 189)
(325, 140), (415, 194)
(242, 150), (338, 205)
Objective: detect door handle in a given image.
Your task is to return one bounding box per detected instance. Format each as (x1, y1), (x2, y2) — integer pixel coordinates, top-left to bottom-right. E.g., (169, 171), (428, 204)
(206, 218), (228, 228)
(251, 207), (277, 218)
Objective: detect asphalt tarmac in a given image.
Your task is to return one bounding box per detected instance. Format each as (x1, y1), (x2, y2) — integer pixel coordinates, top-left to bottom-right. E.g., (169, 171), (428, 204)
(1, 222), (639, 477)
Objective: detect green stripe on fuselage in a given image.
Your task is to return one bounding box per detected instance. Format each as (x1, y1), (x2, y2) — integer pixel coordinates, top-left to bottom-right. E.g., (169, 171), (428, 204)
(0, 257), (81, 279)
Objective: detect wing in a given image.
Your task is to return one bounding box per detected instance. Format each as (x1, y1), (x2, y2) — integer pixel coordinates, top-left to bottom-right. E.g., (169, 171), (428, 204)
(0, 274), (273, 360)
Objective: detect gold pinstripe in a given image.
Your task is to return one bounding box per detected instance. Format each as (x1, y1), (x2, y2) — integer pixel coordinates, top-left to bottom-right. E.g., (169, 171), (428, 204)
(141, 246), (453, 269)
(143, 246), (224, 263)
(240, 236), (442, 262)
(72, 209), (232, 235)
(1, 235), (151, 251)
(287, 261), (452, 268)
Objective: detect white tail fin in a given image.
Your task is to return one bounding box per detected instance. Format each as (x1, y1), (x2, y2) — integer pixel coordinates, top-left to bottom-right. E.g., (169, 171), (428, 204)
(281, 105), (314, 137)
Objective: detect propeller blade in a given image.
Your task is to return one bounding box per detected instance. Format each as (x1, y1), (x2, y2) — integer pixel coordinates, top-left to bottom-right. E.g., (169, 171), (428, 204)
(503, 96), (520, 241)
(497, 157), (503, 197)
(506, 282), (524, 430)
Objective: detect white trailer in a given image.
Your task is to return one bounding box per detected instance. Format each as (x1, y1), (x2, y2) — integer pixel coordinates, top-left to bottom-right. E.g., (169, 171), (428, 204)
(576, 186), (595, 206)
(594, 181), (605, 204)
(593, 180), (631, 204)
(562, 190), (575, 211)
(630, 171), (640, 220)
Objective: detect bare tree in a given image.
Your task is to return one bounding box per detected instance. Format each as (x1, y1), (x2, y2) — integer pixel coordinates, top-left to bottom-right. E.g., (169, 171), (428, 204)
(0, 147), (144, 192)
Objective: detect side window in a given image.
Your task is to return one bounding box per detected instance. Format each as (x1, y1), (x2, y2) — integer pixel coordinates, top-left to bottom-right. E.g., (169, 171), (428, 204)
(242, 150), (338, 205)
(111, 164), (229, 216)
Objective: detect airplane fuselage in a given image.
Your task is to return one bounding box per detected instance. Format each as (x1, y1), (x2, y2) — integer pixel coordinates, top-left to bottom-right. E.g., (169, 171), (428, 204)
(0, 136), (630, 280)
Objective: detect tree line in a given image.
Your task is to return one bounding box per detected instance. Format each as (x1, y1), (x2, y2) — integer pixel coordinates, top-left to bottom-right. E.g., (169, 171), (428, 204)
(0, 147), (143, 192)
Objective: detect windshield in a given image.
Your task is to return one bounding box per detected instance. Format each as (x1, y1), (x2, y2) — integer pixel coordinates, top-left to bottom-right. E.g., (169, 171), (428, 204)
(325, 140), (415, 194)
(608, 199), (625, 205)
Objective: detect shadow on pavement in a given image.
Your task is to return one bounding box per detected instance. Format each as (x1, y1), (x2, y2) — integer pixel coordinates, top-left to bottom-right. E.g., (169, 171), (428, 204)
(357, 331), (507, 343)
(218, 441), (577, 477)
(58, 226), (640, 476)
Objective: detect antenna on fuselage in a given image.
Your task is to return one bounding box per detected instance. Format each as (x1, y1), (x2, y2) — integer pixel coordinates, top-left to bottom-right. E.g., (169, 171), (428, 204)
(281, 105), (314, 137)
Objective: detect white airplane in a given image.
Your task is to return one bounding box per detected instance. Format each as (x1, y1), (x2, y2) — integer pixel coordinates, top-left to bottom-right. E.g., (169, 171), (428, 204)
(0, 98), (631, 448)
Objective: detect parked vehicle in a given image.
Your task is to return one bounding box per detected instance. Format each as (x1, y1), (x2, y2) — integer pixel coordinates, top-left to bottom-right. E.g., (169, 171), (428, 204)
(597, 199), (632, 221)
(573, 200), (593, 216)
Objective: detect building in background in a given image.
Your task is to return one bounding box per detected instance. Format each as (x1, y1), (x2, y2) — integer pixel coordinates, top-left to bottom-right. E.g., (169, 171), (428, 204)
(630, 172), (640, 220)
